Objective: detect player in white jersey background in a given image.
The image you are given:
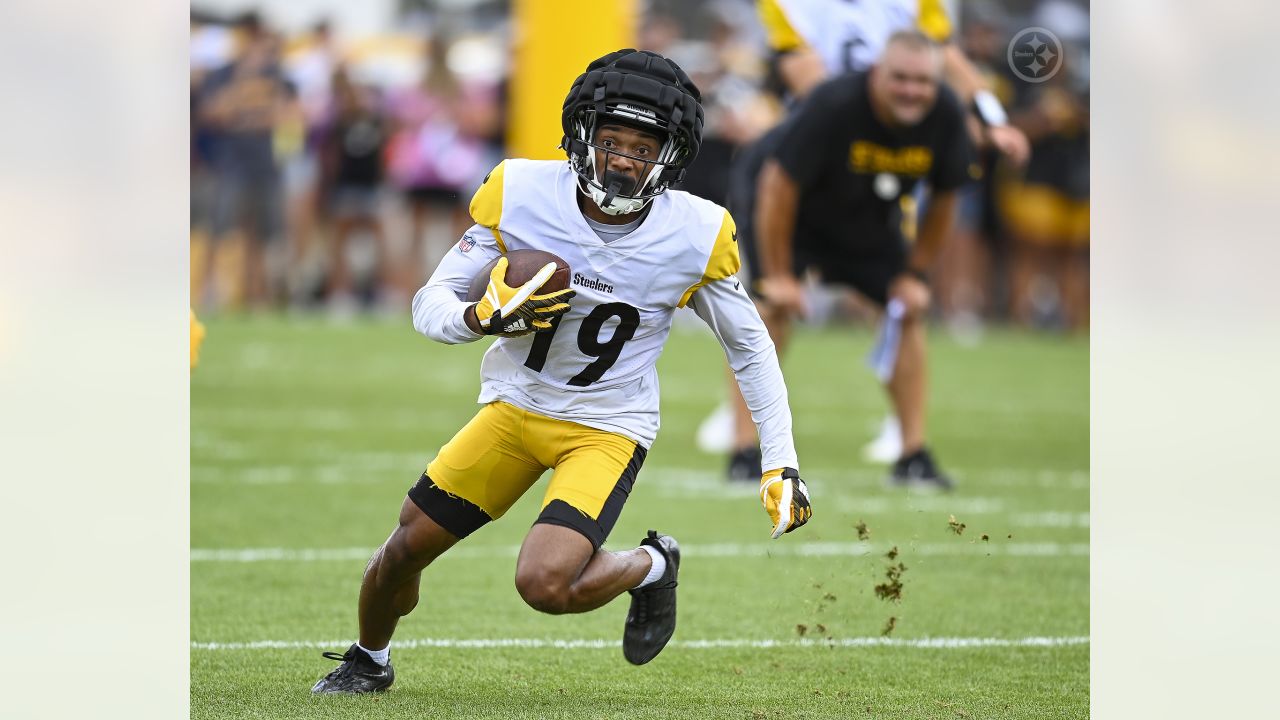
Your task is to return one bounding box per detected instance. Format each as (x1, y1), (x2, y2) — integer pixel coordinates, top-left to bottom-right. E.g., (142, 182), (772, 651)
(704, 0), (1031, 484)
(312, 49), (812, 694)
(760, 0), (1029, 147)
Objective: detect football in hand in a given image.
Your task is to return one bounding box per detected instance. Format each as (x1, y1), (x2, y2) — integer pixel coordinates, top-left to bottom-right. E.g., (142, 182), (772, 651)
(467, 249), (572, 302)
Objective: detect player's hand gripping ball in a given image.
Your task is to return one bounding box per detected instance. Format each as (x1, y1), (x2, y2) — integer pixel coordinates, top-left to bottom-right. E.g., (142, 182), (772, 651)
(760, 467), (812, 539)
(468, 250), (575, 336)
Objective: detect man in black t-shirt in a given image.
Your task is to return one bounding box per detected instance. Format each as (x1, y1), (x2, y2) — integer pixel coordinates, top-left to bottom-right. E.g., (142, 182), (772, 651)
(732, 30), (972, 490)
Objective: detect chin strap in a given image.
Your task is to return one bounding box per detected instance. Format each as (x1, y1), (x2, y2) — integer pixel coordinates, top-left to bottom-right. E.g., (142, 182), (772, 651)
(601, 180), (622, 208)
(589, 183), (648, 215)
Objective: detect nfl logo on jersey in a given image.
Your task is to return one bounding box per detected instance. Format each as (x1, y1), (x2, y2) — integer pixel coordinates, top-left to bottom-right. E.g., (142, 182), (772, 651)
(458, 235), (477, 253)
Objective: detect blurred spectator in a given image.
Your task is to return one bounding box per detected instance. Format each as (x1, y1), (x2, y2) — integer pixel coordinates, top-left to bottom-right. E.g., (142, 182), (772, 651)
(639, 12), (683, 56)
(190, 14), (237, 302)
(186, 1), (1086, 328)
(281, 20), (339, 303)
(320, 66), (390, 311)
(196, 16), (298, 309)
(900, 0), (1090, 332)
(931, 1), (1016, 330)
(385, 32), (501, 298)
(999, 0), (1090, 330)
(666, 7), (776, 208)
(286, 20), (338, 126)
(1001, 74), (1089, 329)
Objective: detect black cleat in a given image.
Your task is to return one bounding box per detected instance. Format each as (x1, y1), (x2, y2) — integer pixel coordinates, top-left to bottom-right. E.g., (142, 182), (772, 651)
(623, 530), (680, 665)
(888, 447), (955, 492)
(727, 446), (762, 484)
(311, 643), (395, 694)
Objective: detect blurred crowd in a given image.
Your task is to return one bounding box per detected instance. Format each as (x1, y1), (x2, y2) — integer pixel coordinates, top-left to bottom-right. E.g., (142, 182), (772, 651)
(190, 0), (1088, 331)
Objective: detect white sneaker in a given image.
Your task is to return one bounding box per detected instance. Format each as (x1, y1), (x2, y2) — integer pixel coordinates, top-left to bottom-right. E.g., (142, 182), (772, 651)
(862, 416), (902, 464)
(695, 402), (734, 454)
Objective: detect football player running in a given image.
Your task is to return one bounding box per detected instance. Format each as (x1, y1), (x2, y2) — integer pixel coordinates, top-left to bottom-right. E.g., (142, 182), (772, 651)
(312, 49), (811, 694)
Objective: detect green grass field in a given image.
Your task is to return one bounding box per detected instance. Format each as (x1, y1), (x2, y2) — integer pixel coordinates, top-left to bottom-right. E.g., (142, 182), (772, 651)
(191, 315), (1088, 719)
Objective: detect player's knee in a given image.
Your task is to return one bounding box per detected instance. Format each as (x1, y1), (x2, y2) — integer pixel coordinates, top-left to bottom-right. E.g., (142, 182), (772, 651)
(380, 498), (457, 573)
(381, 525), (437, 575)
(514, 567), (572, 615)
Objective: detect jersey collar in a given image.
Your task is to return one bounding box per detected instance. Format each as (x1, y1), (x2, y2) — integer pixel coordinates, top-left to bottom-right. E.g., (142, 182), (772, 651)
(555, 162), (672, 274)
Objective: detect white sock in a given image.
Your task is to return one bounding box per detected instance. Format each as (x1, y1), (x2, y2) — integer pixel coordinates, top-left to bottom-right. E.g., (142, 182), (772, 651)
(633, 544), (667, 589)
(358, 643), (390, 667)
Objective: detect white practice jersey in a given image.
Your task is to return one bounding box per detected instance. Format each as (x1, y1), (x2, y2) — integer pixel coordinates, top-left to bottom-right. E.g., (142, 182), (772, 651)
(760, 0), (953, 75)
(412, 159), (798, 472)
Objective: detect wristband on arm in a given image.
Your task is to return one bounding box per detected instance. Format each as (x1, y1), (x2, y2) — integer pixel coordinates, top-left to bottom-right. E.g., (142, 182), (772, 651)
(972, 89), (1009, 127)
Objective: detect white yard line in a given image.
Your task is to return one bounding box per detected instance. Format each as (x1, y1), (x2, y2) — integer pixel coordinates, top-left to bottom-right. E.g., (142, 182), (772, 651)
(192, 635), (1088, 651)
(192, 462), (432, 486)
(1012, 512), (1091, 528)
(970, 468), (1089, 490)
(189, 462), (1088, 494)
(827, 496), (1010, 514)
(191, 541), (1088, 563)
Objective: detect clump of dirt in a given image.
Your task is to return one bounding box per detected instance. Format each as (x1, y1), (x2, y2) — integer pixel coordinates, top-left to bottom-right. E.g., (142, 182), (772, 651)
(882, 616), (898, 636)
(948, 515), (966, 535)
(874, 547), (907, 603)
(855, 520), (871, 541)
(795, 623), (808, 636)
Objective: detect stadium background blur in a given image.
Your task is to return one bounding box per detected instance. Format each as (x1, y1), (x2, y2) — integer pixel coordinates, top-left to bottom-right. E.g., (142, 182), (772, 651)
(190, 0), (1089, 332)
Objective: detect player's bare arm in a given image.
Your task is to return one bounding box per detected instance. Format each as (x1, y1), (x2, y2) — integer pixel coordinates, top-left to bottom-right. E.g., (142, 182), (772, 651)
(890, 189), (958, 317)
(908, 188), (959, 274)
(940, 43), (1030, 166)
(754, 159), (806, 315)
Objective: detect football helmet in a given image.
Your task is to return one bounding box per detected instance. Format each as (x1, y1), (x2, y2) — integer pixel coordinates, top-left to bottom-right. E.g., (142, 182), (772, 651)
(561, 49), (704, 215)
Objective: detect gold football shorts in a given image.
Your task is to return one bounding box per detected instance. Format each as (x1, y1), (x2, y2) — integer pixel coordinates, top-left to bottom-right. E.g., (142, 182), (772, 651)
(407, 401), (646, 548)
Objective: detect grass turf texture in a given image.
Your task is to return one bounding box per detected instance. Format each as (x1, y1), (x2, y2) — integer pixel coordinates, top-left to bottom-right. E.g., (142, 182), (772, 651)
(192, 315), (1088, 719)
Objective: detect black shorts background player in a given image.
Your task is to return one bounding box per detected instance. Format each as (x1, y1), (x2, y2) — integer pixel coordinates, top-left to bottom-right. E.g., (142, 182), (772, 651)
(742, 30), (972, 489)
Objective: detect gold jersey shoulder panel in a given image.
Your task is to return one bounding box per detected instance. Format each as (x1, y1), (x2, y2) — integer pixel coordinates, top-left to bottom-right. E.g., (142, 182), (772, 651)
(469, 160), (509, 253)
(678, 209), (741, 308)
(758, 0), (807, 52)
(916, 0), (953, 43)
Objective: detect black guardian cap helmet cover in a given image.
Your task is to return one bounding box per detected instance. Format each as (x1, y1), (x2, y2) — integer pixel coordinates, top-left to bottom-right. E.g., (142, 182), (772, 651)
(561, 49), (704, 215)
